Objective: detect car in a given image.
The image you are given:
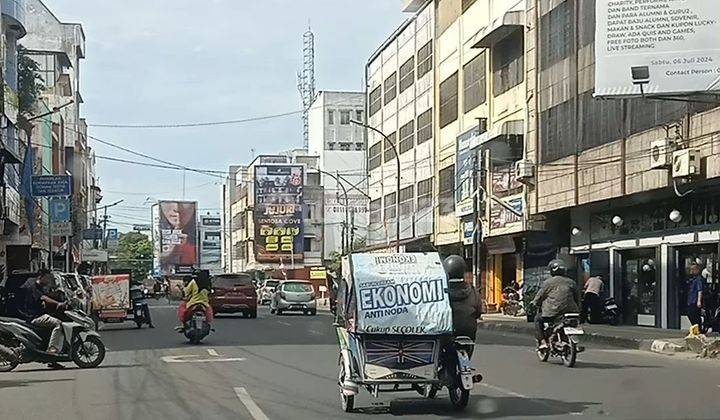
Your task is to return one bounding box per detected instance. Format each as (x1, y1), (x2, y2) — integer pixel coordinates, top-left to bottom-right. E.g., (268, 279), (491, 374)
(257, 279), (280, 305)
(270, 280), (317, 316)
(209, 273), (257, 318)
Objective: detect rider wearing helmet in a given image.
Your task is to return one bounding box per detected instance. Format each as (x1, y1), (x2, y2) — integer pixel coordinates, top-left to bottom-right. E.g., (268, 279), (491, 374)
(532, 259), (580, 349)
(443, 255), (482, 342)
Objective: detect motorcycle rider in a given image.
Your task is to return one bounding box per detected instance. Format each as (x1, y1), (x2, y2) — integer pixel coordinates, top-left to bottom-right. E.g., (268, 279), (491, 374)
(443, 255), (482, 345)
(21, 269), (67, 365)
(175, 270), (213, 331)
(533, 259), (580, 350)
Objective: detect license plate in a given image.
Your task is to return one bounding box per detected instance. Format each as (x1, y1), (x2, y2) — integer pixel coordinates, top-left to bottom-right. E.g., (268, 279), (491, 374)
(606, 304), (618, 310)
(564, 327), (584, 335)
(194, 319), (203, 329)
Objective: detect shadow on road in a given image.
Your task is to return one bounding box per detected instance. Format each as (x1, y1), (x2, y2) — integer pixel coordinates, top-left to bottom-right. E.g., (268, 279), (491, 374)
(572, 361), (660, 370)
(0, 378), (73, 389)
(9, 362), (146, 374)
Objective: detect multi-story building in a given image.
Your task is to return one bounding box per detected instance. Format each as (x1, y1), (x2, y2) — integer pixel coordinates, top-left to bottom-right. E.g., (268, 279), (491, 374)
(222, 164), (243, 273)
(22, 0), (94, 271)
(307, 90), (368, 262)
(365, 2), (435, 252)
(524, 0), (720, 330)
(223, 150), (324, 278)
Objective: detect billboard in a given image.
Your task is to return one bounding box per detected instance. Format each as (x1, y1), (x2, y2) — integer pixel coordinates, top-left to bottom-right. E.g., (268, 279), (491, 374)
(154, 201), (198, 274)
(595, 0), (720, 96)
(199, 214), (222, 274)
(253, 165), (304, 263)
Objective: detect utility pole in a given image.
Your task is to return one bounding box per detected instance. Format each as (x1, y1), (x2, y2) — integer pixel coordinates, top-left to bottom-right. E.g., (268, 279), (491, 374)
(350, 206), (356, 253)
(472, 153), (480, 290)
(102, 206), (109, 249)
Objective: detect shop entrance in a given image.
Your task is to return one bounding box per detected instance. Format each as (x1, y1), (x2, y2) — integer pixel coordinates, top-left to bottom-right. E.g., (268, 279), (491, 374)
(619, 248), (659, 327)
(670, 243), (719, 330)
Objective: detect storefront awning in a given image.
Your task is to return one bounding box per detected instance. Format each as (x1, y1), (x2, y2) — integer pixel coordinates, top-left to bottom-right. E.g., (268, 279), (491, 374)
(484, 236), (516, 255)
(471, 0), (525, 49)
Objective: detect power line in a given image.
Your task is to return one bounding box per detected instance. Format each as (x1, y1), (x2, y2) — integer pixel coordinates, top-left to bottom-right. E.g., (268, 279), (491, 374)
(90, 110), (304, 129)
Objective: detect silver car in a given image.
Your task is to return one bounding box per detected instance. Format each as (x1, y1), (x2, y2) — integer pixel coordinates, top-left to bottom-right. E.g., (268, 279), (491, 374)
(270, 280), (317, 316)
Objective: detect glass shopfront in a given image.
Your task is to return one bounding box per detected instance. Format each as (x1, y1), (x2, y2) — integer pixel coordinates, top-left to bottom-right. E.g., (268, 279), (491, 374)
(670, 243), (720, 330)
(618, 248), (659, 327)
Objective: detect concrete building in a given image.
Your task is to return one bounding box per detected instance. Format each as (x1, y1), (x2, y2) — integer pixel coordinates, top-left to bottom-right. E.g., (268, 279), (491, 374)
(223, 150), (324, 278)
(222, 164), (243, 273)
(365, 2), (435, 252)
(523, 0), (720, 330)
(307, 90), (368, 261)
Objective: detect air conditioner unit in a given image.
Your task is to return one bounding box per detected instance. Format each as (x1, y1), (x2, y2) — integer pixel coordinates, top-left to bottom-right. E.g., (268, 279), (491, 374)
(649, 138), (674, 169)
(672, 149), (700, 178)
(514, 160), (535, 182)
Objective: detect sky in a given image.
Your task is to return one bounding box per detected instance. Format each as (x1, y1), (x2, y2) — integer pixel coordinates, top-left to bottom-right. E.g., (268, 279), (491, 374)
(46, 0), (404, 231)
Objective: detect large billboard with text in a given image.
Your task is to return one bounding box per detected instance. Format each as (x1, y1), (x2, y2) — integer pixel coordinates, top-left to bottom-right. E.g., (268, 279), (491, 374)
(199, 214), (222, 274)
(153, 201), (198, 274)
(595, 0), (720, 96)
(254, 165), (304, 263)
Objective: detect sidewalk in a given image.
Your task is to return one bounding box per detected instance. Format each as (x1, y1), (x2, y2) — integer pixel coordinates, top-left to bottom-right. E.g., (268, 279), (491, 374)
(479, 313), (687, 351)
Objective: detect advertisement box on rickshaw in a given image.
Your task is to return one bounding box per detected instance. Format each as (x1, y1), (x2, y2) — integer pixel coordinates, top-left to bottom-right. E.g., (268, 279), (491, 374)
(91, 274), (131, 321)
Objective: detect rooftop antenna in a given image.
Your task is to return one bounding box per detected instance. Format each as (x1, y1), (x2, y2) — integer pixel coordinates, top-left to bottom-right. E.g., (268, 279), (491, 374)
(297, 23), (316, 150)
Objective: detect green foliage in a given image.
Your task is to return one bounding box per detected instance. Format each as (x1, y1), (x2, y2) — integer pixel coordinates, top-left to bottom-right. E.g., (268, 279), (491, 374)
(17, 46), (44, 116)
(112, 232), (153, 283)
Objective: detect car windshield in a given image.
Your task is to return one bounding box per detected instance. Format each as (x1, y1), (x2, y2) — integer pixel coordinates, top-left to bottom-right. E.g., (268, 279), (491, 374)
(212, 275), (252, 289)
(265, 280), (279, 289)
(283, 282), (313, 293)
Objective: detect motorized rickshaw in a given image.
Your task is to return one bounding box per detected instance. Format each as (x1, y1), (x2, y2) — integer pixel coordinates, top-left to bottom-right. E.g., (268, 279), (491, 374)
(335, 253), (481, 413)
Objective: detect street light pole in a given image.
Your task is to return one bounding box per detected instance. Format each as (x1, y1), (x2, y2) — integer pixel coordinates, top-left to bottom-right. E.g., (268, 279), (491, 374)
(316, 168), (349, 254)
(351, 119), (400, 253)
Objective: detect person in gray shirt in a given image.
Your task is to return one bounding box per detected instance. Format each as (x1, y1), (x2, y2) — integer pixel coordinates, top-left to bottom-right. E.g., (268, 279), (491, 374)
(533, 259), (580, 349)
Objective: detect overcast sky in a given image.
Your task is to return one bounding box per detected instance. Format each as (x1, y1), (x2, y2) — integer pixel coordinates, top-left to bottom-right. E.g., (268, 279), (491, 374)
(47, 0), (403, 230)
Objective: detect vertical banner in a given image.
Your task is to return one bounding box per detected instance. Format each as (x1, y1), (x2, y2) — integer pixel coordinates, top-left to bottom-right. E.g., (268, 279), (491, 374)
(253, 165), (304, 263)
(151, 204), (161, 275)
(156, 201), (198, 274)
(199, 214), (222, 274)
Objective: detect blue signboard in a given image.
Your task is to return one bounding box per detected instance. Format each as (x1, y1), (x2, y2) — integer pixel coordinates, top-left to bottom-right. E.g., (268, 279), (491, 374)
(31, 175), (72, 197)
(49, 198), (71, 222)
(106, 229), (119, 241)
(82, 228), (104, 240)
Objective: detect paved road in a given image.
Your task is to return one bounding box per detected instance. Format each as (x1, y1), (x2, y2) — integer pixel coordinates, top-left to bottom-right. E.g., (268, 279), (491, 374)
(2, 303), (719, 419)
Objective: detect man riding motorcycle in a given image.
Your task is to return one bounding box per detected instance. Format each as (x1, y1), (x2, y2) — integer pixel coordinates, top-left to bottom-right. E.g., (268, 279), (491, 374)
(176, 271), (213, 331)
(533, 259), (580, 350)
(443, 255), (482, 350)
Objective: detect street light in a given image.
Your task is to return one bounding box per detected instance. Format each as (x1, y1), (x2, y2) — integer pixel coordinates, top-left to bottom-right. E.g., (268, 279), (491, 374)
(351, 119), (401, 253)
(315, 168), (349, 254)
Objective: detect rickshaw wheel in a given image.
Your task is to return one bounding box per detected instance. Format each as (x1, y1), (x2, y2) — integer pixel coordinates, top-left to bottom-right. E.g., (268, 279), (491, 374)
(448, 386), (469, 409)
(338, 356), (355, 412)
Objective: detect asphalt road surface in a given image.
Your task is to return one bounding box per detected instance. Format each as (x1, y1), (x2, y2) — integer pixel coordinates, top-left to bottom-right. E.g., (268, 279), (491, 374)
(2, 303), (719, 420)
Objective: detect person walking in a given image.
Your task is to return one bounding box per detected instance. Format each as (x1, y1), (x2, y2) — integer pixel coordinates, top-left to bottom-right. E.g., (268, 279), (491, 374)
(581, 274), (604, 324)
(686, 262), (705, 332)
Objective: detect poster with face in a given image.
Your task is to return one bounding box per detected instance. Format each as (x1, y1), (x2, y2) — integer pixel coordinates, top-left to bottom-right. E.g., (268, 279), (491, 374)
(253, 165), (304, 263)
(157, 201), (198, 274)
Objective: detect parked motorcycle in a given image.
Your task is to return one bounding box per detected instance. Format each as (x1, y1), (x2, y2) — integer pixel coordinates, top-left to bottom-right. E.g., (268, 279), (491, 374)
(603, 297), (621, 325)
(182, 305), (212, 345)
(0, 309), (106, 372)
(500, 287), (522, 316)
(536, 313), (585, 367)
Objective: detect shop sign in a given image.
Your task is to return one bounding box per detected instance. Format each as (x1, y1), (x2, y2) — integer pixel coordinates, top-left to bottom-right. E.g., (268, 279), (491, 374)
(31, 175), (72, 197)
(82, 249), (108, 262)
(51, 221), (73, 236)
(310, 266), (327, 280)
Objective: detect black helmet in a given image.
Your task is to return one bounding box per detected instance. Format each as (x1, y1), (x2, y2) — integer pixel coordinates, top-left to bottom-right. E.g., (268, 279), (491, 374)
(443, 255), (466, 280)
(548, 259), (567, 276)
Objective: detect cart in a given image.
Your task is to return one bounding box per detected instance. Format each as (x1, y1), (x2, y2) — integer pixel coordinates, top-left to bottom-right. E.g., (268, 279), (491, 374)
(335, 253), (479, 412)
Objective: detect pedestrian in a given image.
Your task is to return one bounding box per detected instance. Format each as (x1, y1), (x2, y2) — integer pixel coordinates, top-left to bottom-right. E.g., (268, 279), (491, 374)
(580, 273), (604, 324)
(686, 262), (705, 332)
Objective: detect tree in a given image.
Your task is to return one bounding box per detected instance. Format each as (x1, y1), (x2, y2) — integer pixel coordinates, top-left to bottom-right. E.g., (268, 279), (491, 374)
(17, 45), (44, 117)
(112, 232), (153, 283)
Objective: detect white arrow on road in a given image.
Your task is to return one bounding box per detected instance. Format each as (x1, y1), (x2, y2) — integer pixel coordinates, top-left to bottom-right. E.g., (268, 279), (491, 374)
(161, 354), (246, 363)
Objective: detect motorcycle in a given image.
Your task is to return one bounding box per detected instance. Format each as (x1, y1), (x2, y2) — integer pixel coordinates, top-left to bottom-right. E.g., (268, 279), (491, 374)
(500, 287), (522, 316)
(603, 297), (621, 325)
(0, 309), (106, 372)
(130, 285), (152, 329)
(181, 304), (212, 345)
(536, 313), (585, 368)
(423, 336), (483, 406)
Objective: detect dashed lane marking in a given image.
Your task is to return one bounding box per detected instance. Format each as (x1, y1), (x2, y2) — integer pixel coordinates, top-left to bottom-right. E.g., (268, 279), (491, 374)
(161, 354), (246, 363)
(234, 387), (270, 420)
(207, 348), (219, 356)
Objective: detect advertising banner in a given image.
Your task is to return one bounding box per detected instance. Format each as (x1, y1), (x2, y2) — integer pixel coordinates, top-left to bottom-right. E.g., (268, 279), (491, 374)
(91, 274), (130, 311)
(253, 165), (304, 263)
(156, 201), (198, 274)
(151, 204), (161, 275)
(351, 253), (452, 335)
(455, 128), (480, 217)
(199, 215), (222, 274)
(595, 0), (720, 96)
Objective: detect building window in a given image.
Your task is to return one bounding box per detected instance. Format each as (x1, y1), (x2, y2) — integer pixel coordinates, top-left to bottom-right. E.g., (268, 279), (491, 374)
(417, 41), (433, 79)
(369, 86), (382, 117)
(399, 56), (415, 93)
(438, 165), (455, 215)
(384, 72), (397, 105)
(368, 142), (382, 170)
(540, 100), (575, 163)
(492, 29), (524, 96)
(399, 120), (415, 154)
(327, 110), (335, 125)
(356, 110), (363, 122)
(579, 0), (596, 47)
(439, 72), (458, 128)
(383, 132), (397, 163)
(399, 185), (414, 216)
(384, 192), (397, 220)
(540, 1), (573, 70)
(579, 90), (624, 152)
(369, 198), (382, 224)
(26, 53), (56, 88)
(340, 110), (351, 125)
(303, 237), (313, 252)
(416, 108), (433, 145)
(417, 178), (432, 210)
(463, 52), (487, 113)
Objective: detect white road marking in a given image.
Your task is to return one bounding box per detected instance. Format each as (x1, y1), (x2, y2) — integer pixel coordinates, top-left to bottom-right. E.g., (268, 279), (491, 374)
(278, 321), (291, 326)
(234, 387), (270, 420)
(207, 348), (219, 356)
(309, 329), (322, 335)
(161, 354), (246, 363)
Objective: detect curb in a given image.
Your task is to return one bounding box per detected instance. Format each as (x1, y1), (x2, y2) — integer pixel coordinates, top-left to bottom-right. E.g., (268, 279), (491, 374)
(477, 320), (654, 350)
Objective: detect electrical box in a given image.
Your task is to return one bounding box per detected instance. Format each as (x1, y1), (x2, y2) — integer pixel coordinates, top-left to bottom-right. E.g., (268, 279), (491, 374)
(672, 149), (700, 178)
